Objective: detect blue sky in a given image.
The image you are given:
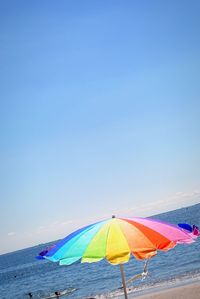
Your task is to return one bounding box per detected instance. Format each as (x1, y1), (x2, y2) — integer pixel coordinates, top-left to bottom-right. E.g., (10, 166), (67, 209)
(0, 0), (200, 254)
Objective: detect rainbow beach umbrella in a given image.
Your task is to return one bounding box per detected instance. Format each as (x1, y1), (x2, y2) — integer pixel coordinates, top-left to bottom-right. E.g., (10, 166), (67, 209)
(40, 216), (195, 299)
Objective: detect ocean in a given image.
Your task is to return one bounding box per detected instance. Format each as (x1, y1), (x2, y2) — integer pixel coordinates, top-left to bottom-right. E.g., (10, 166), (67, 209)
(0, 204), (200, 299)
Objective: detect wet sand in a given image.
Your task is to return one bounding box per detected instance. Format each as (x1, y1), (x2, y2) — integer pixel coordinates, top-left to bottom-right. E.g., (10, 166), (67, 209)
(128, 281), (200, 299)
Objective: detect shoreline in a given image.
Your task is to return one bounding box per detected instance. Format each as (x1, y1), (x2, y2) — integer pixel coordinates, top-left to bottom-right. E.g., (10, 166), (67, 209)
(124, 279), (200, 299)
(129, 281), (200, 299)
(128, 281), (200, 299)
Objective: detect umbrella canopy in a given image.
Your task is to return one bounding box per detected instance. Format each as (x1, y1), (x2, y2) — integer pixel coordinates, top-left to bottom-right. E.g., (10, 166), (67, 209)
(40, 216), (195, 299)
(43, 216), (194, 265)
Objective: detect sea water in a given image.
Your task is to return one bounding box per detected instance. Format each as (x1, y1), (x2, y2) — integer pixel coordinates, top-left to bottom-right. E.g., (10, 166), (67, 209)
(0, 204), (199, 299)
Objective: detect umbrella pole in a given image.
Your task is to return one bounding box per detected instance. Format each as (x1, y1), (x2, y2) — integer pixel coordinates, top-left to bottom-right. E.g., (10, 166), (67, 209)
(120, 264), (128, 299)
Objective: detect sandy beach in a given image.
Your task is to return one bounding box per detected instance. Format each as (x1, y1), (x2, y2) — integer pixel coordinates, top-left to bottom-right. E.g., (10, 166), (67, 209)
(128, 281), (200, 299)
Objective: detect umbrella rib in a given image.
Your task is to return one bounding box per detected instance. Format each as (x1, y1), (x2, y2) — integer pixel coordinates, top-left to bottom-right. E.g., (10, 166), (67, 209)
(104, 220), (114, 261)
(53, 221), (105, 261)
(119, 218), (172, 253)
(46, 221), (103, 259)
(135, 217), (194, 241)
(118, 219), (156, 249)
(117, 220), (132, 252)
(81, 220), (112, 261)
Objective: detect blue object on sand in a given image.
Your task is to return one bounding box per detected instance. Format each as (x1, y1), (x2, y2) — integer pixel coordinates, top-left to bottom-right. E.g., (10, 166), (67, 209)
(178, 223), (192, 232)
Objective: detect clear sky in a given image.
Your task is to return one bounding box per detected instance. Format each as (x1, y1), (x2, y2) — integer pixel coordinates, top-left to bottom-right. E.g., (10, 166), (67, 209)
(0, 0), (200, 254)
